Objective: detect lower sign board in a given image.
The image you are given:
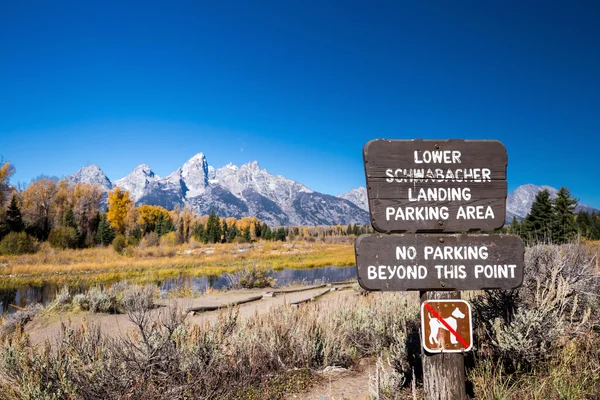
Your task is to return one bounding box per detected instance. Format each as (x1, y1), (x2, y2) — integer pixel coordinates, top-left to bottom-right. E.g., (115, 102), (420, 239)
(421, 299), (472, 353)
(355, 233), (524, 291)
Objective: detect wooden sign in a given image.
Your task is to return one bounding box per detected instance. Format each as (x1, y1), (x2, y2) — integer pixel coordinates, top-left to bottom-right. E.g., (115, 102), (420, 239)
(363, 139), (507, 233)
(355, 233), (524, 291)
(421, 299), (472, 353)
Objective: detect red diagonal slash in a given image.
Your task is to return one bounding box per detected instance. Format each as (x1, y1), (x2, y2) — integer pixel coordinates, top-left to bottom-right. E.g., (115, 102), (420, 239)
(424, 302), (469, 349)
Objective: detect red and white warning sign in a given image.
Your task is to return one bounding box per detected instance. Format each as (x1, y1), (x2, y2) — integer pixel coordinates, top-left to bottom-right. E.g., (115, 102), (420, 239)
(421, 299), (473, 353)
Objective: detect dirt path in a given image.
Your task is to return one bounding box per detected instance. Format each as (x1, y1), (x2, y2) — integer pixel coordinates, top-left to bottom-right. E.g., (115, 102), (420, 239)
(25, 286), (354, 346)
(286, 358), (375, 400)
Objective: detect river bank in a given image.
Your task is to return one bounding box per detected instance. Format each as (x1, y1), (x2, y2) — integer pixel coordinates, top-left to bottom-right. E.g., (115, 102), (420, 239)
(0, 241), (355, 288)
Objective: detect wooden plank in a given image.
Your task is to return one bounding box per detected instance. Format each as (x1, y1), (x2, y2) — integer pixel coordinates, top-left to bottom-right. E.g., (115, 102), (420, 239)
(355, 233), (524, 291)
(264, 284), (327, 296)
(289, 288), (331, 306)
(363, 139), (507, 232)
(420, 291), (468, 400)
(187, 295), (263, 314)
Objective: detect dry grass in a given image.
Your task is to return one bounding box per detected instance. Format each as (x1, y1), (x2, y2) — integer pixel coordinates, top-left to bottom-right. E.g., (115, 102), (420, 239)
(0, 291), (418, 400)
(0, 241), (355, 288)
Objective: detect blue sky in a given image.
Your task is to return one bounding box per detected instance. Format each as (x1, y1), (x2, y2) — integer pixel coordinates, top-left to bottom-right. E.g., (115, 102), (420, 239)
(1, 1), (599, 207)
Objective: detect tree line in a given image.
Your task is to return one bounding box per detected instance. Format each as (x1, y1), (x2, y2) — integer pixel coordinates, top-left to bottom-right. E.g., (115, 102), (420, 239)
(0, 161), (371, 254)
(507, 186), (599, 244)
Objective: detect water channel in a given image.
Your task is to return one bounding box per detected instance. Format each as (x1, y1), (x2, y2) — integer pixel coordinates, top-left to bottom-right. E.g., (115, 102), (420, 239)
(0, 265), (357, 314)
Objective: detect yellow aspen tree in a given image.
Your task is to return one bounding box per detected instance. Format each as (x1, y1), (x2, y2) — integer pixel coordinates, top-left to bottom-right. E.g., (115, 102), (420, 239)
(107, 187), (133, 234)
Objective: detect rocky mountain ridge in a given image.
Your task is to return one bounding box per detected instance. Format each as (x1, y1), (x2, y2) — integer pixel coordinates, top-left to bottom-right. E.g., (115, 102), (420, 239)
(67, 153), (368, 226)
(67, 156), (597, 226)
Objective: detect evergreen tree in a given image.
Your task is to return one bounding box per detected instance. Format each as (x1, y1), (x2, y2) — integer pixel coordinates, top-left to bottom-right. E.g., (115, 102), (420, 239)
(552, 187), (578, 244)
(521, 190), (554, 244)
(275, 227), (286, 242)
(205, 210), (222, 243)
(61, 207), (84, 247)
(228, 222), (239, 242)
(6, 194), (24, 232)
(61, 207), (78, 230)
(577, 211), (600, 240)
(264, 225), (272, 241)
(243, 225), (251, 242)
(155, 213), (174, 236)
(191, 222), (205, 243)
(222, 219), (229, 243)
(95, 214), (115, 246)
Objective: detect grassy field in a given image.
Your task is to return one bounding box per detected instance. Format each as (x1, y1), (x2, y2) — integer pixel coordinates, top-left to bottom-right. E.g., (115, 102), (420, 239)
(0, 241), (356, 288)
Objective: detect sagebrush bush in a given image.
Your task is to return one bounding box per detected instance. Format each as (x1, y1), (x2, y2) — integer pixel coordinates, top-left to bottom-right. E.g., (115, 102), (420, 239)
(72, 293), (88, 310)
(59, 283), (156, 314)
(224, 265), (275, 289)
(112, 234), (127, 254)
(0, 232), (36, 255)
(0, 304), (43, 335)
(54, 286), (72, 308)
(0, 292), (417, 399)
(48, 227), (79, 249)
(472, 243), (597, 370)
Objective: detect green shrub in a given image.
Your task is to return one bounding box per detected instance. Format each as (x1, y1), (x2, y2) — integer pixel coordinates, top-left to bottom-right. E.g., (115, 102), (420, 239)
(127, 234), (140, 247)
(0, 231), (36, 255)
(112, 234), (128, 254)
(48, 227), (79, 249)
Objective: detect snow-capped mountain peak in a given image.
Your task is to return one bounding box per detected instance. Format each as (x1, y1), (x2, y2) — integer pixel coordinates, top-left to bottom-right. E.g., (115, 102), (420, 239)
(114, 164), (159, 202)
(67, 164), (113, 191)
(338, 186), (368, 211)
(181, 153), (209, 197)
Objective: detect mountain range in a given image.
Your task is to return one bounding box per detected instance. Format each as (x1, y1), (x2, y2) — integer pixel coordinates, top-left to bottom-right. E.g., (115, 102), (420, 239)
(67, 153), (368, 226)
(66, 153), (597, 226)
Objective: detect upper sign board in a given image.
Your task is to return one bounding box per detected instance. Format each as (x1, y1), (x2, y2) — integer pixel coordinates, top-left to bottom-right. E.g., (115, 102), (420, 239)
(363, 139), (508, 233)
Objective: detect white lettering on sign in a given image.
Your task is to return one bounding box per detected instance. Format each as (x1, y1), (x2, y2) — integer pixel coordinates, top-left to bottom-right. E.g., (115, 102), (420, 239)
(362, 243), (519, 284)
(423, 246), (488, 260)
(385, 206), (450, 221)
(456, 206), (495, 220)
(474, 264), (517, 279)
(385, 168), (492, 183)
(367, 265), (428, 280)
(413, 150), (462, 164)
(408, 187), (471, 202)
(434, 265), (467, 279)
(396, 246), (417, 260)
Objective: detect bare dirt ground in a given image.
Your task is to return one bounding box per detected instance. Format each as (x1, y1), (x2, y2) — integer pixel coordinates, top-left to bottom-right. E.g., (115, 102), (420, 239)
(25, 286), (354, 346)
(285, 358), (375, 400)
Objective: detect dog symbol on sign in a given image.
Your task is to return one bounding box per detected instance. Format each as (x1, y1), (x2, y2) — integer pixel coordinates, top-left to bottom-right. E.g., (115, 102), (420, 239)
(421, 300), (473, 353)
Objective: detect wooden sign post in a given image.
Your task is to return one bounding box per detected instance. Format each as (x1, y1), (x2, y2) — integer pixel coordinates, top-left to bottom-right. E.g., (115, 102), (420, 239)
(355, 139), (525, 400)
